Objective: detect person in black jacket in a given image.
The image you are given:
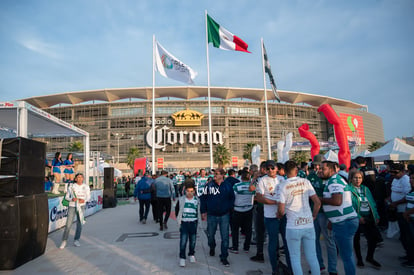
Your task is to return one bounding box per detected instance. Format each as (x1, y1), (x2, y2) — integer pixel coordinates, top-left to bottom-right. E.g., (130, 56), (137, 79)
(200, 168), (235, 267)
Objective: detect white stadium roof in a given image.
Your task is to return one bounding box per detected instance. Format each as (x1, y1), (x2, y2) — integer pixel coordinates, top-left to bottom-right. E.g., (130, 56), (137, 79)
(21, 86), (367, 110)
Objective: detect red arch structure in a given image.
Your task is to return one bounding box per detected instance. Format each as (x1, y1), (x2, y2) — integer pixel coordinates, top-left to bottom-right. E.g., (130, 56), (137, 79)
(298, 123), (320, 160)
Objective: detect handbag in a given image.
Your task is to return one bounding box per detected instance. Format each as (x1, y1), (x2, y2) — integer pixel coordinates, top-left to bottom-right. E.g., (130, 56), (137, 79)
(62, 196), (70, 207)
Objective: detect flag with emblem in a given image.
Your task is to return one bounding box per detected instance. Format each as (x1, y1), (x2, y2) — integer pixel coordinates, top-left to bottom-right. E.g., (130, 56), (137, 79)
(263, 42), (280, 102)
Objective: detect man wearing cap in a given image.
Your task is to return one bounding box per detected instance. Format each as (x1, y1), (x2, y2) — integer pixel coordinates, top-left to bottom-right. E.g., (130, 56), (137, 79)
(256, 160), (291, 275)
(387, 163), (412, 267)
(154, 170), (175, 231)
(321, 160), (358, 275)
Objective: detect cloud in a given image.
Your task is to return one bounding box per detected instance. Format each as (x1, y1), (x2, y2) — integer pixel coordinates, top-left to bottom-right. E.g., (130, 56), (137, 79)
(16, 35), (62, 60)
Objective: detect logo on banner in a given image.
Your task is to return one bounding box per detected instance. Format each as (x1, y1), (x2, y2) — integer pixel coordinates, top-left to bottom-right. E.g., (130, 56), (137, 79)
(339, 113), (365, 145)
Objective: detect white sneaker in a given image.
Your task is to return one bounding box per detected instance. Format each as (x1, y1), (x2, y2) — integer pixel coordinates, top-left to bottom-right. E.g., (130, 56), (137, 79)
(189, 255), (196, 263)
(74, 240), (81, 247)
(179, 258), (186, 267)
(59, 240), (67, 249)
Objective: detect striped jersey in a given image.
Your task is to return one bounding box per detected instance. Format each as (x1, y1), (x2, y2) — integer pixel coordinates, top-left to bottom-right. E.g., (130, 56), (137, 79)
(182, 197), (198, 222)
(322, 174), (357, 223)
(233, 181), (255, 212)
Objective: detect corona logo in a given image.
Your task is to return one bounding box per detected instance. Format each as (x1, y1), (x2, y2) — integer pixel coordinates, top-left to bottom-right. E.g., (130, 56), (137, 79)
(161, 54), (173, 69)
(172, 109), (204, 126)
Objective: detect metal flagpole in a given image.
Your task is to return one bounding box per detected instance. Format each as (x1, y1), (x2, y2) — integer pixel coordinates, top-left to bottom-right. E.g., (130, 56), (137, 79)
(205, 10), (214, 169)
(261, 38), (272, 160)
(152, 35), (156, 175)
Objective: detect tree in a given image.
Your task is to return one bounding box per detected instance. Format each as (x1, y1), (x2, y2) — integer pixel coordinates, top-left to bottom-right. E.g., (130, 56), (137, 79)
(368, 141), (383, 152)
(127, 147), (141, 170)
(272, 151), (278, 162)
(67, 141), (83, 152)
(213, 144), (231, 169)
(242, 142), (256, 164)
(291, 151), (310, 165)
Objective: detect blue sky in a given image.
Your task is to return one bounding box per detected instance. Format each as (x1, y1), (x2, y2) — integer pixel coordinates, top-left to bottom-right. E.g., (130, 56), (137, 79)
(0, 0), (413, 141)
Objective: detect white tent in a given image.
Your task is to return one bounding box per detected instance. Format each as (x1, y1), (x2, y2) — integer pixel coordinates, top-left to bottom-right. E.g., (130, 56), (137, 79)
(0, 101), (90, 181)
(366, 138), (414, 162)
(352, 149), (371, 159)
(89, 161), (122, 178)
(324, 150), (339, 162)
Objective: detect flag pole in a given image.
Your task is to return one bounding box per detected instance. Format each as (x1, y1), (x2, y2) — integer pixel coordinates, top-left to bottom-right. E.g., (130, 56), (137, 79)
(152, 35), (156, 175)
(205, 10), (214, 170)
(261, 38), (272, 160)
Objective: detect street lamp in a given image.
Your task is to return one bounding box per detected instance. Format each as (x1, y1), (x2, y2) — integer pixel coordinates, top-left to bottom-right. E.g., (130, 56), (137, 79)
(113, 133), (124, 163)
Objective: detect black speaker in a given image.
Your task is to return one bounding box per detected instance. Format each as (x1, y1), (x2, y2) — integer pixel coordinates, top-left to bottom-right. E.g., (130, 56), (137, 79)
(0, 137), (46, 159)
(0, 193), (48, 270)
(103, 189), (117, 208)
(0, 176), (44, 197)
(0, 155), (45, 177)
(104, 167), (114, 190)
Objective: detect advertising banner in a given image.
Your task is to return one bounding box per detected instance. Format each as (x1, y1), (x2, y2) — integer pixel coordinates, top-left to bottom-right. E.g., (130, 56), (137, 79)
(48, 189), (103, 233)
(339, 113), (366, 145)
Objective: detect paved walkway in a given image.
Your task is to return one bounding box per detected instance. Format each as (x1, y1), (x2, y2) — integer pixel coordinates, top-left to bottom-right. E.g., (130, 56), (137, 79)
(1, 199), (413, 274)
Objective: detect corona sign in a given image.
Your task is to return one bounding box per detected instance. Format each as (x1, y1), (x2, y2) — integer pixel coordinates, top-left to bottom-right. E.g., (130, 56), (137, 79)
(172, 109), (204, 126)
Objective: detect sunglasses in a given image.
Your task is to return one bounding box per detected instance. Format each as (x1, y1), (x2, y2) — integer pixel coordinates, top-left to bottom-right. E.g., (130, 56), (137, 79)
(267, 166), (276, 170)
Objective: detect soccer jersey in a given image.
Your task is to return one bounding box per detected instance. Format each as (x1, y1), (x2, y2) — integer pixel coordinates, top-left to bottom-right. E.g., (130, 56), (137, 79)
(298, 170), (307, 179)
(256, 175), (280, 218)
(233, 181), (255, 212)
(391, 175), (411, 213)
(278, 177), (316, 229)
(355, 187), (371, 216)
(322, 174), (357, 223)
(182, 197), (198, 222)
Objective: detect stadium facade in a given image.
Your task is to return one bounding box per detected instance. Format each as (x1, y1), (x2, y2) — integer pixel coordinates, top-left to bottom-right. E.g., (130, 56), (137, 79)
(22, 86), (384, 172)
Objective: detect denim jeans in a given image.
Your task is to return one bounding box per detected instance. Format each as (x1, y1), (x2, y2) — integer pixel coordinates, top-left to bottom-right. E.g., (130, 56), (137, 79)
(179, 221), (198, 259)
(286, 227), (320, 275)
(138, 199), (151, 221)
(207, 213), (230, 260)
(314, 212), (337, 273)
(264, 216), (291, 273)
(62, 205), (85, 241)
(332, 217), (359, 275)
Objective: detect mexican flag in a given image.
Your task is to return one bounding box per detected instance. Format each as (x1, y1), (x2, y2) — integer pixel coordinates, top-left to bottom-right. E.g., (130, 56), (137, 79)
(207, 14), (250, 53)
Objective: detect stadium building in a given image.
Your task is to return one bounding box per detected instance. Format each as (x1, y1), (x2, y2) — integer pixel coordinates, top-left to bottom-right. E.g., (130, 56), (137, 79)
(22, 86), (384, 172)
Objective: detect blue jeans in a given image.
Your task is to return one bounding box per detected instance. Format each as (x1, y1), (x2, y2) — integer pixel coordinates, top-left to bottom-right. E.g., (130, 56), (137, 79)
(314, 213), (337, 273)
(286, 227), (320, 275)
(332, 217), (359, 275)
(207, 213), (230, 260)
(264, 216), (291, 273)
(139, 199), (151, 221)
(179, 221), (197, 259)
(62, 205), (85, 241)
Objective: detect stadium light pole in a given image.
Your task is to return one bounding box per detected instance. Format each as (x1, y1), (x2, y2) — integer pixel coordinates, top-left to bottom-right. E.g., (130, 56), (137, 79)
(113, 133), (124, 163)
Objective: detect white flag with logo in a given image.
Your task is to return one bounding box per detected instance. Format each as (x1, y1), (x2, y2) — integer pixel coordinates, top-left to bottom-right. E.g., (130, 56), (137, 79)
(155, 41), (197, 84)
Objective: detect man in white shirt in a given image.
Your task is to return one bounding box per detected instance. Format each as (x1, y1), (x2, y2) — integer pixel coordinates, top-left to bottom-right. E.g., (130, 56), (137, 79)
(277, 160), (321, 275)
(256, 160), (291, 275)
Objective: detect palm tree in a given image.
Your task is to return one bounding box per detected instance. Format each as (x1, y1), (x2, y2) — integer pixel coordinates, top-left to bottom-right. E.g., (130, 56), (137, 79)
(242, 142), (256, 164)
(127, 147), (141, 170)
(291, 151), (310, 165)
(67, 141), (83, 152)
(368, 141), (383, 152)
(213, 144), (231, 169)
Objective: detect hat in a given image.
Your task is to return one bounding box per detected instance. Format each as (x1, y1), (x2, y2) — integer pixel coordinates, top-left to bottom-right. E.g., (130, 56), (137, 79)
(390, 163), (404, 172)
(266, 160), (277, 167)
(312, 154), (324, 165)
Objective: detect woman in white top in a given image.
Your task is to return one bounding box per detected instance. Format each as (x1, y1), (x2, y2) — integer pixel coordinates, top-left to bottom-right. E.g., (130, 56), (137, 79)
(60, 173), (91, 249)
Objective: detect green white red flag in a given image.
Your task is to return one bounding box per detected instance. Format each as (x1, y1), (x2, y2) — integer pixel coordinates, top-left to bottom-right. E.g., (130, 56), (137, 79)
(207, 14), (250, 53)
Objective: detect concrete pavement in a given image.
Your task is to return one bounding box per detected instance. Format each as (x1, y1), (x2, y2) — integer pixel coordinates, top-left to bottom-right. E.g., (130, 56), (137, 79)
(1, 199), (413, 275)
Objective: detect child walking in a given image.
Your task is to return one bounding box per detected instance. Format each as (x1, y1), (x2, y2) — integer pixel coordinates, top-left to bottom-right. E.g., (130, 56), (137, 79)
(175, 179), (199, 267)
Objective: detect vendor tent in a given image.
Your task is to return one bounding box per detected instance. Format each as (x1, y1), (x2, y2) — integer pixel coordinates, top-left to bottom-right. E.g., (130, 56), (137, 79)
(0, 101), (90, 180)
(366, 138), (414, 162)
(89, 161), (122, 178)
(352, 149), (371, 159)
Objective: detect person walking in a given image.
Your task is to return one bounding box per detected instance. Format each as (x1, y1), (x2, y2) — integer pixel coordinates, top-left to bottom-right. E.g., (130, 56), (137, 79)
(134, 173), (153, 224)
(154, 170), (175, 230)
(200, 168), (235, 267)
(349, 170), (382, 269)
(321, 161), (359, 275)
(175, 179), (200, 267)
(59, 173), (91, 249)
(277, 160), (321, 275)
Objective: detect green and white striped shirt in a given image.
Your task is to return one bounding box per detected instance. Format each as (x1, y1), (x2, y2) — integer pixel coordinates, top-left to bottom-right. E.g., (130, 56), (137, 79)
(323, 174), (357, 223)
(182, 197), (198, 222)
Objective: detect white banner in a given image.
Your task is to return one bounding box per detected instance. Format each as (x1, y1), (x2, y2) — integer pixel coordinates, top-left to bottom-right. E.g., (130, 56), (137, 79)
(48, 189), (103, 233)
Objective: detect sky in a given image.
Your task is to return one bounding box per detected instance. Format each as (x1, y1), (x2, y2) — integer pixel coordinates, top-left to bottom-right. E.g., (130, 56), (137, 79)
(0, 0), (413, 141)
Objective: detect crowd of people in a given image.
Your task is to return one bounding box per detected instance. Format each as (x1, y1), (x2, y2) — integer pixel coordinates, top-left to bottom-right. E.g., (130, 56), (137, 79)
(130, 156), (414, 275)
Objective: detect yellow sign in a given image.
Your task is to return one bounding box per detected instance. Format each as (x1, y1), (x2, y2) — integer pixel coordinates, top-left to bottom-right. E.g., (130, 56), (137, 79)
(172, 109), (204, 126)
